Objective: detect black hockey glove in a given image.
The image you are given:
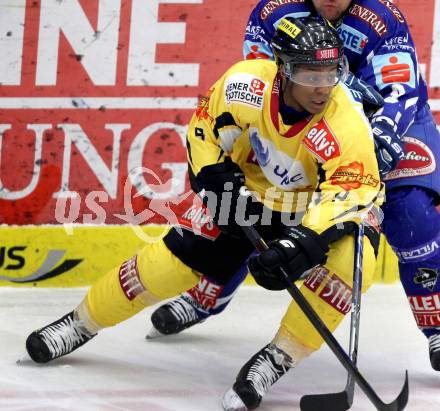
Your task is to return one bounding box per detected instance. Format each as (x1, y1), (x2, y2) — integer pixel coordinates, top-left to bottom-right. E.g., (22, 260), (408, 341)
(248, 225), (329, 291)
(196, 159), (262, 238)
(344, 73), (384, 118)
(371, 118), (405, 178)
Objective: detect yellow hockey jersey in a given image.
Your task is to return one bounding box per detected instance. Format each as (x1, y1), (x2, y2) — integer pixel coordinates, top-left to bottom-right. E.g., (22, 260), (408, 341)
(186, 59), (382, 235)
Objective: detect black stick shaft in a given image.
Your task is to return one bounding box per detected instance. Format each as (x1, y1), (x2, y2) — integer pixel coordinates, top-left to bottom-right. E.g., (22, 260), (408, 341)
(241, 224), (408, 411)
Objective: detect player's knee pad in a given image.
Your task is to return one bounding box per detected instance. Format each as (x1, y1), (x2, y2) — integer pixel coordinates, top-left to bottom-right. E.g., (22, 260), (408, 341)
(280, 235), (376, 351)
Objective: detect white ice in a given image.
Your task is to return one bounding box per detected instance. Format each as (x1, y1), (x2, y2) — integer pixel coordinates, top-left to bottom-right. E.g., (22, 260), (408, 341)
(1, 284), (438, 411)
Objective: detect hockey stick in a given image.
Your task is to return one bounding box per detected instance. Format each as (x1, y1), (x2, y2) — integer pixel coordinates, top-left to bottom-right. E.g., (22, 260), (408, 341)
(241, 223), (409, 411)
(300, 223), (364, 411)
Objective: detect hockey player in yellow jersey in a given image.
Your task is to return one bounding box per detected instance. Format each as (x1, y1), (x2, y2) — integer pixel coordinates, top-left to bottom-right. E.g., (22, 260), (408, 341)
(26, 16), (382, 410)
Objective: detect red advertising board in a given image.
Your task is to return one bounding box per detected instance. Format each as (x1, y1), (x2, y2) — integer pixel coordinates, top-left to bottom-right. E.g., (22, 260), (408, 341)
(1, 0), (439, 226)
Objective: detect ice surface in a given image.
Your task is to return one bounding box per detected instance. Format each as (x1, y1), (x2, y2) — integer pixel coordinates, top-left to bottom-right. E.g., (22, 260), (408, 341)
(1, 284), (438, 411)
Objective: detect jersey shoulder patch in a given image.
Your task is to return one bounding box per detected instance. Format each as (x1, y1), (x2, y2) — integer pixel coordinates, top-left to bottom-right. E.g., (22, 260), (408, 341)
(224, 71), (268, 110)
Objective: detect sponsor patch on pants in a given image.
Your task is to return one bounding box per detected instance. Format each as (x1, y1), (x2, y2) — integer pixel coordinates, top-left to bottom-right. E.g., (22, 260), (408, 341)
(118, 256), (145, 301)
(408, 292), (440, 327)
(318, 274), (352, 314)
(187, 276), (224, 310)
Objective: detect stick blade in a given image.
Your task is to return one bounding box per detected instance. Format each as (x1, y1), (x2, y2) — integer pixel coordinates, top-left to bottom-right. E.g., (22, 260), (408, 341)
(300, 391), (351, 411)
(386, 370), (409, 411)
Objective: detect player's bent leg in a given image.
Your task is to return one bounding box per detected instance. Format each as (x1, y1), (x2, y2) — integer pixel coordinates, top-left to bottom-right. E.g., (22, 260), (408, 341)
(148, 263), (249, 338)
(279, 234), (376, 352)
(381, 186), (440, 370)
(223, 235), (377, 410)
(26, 236), (199, 364)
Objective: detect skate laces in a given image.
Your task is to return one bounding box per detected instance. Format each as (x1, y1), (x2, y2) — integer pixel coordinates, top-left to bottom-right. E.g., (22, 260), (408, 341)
(247, 344), (293, 397)
(429, 334), (440, 353)
(167, 295), (199, 325)
(39, 313), (93, 359)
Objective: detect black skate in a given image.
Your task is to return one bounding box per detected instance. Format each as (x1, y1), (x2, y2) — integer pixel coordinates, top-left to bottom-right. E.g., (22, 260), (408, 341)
(222, 344), (294, 411)
(26, 311), (96, 363)
(147, 294), (204, 339)
(429, 333), (440, 371)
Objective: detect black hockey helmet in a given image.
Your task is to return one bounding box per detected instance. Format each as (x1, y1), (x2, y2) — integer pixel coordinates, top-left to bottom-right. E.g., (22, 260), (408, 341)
(271, 16), (347, 85)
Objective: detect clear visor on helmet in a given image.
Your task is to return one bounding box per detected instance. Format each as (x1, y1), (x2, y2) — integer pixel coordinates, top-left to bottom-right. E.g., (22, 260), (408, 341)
(284, 55), (348, 87)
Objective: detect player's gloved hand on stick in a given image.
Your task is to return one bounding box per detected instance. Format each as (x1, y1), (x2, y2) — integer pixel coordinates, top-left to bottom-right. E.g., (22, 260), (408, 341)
(248, 225), (329, 290)
(344, 72), (384, 118)
(371, 118), (405, 178)
(196, 158), (261, 238)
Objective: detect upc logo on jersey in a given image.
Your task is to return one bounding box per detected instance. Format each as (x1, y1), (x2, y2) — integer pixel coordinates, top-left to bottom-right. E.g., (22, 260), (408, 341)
(372, 53), (415, 90)
(303, 119), (341, 163)
(225, 73), (267, 109)
(337, 24), (368, 54)
(384, 137), (435, 181)
(414, 268), (439, 292)
(249, 128), (308, 189)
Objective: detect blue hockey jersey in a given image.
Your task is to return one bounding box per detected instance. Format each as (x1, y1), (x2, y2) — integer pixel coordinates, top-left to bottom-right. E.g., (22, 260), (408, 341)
(244, 0), (428, 141)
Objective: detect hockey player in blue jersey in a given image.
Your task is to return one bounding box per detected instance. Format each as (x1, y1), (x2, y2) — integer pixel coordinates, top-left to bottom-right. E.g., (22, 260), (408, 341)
(149, 0), (440, 374)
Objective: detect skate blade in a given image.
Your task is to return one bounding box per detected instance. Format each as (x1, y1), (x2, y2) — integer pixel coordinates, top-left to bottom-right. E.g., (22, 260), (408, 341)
(16, 352), (33, 365)
(222, 388), (248, 411)
(145, 325), (165, 340)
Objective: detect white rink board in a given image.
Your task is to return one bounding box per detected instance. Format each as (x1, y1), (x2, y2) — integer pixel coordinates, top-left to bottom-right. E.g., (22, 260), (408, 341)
(1, 284), (439, 411)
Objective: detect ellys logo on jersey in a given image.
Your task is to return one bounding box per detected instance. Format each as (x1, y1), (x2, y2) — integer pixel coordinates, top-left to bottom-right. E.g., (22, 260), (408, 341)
(414, 268), (439, 291)
(303, 119), (341, 162)
(225, 73), (267, 109)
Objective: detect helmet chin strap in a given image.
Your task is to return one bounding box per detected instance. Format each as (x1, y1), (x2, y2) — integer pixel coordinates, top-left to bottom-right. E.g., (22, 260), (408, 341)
(279, 66), (290, 101)
(279, 65), (298, 110)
